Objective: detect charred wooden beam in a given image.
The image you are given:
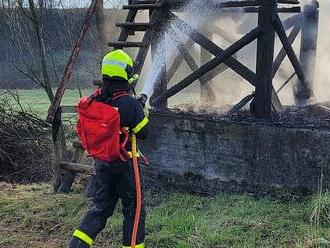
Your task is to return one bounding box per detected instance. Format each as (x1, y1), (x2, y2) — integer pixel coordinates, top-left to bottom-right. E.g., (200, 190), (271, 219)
(169, 12), (284, 112)
(138, 0), (299, 10)
(199, 26), (216, 101)
(282, 13), (303, 30)
(116, 1), (139, 42)
(108, 41), (148, 48)
(276, 6), (301, 12)
(60, 162), (95, 176)
(254, 0), (276, 118)
(116, 22), (152, 31)
(202, 25), (236, 81)
(272, 25), (301, 78)
(295, 1), (319, 105)
(203, 65), (230, 83)
(277, 72), (296, 94)
(271, 88), (284, 112)
(163, 0), (261, 9)
(167, 40), (195, 82)
(123, 3), (162, 10)
(219, 6), (301, 13)
(151, 27), (262, 107)
(213, 0), (261, 8)
(226, 92), (255, 116)
(129, 0), (156, 3)
(167, 27), (216, 101)
(169, 13), (257, 86)
(274, 13), (308, 100)
(277, 0), (299, 4)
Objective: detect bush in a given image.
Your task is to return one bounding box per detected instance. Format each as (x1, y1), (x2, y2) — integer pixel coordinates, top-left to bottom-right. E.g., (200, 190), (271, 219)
(0, 90), (53, 183)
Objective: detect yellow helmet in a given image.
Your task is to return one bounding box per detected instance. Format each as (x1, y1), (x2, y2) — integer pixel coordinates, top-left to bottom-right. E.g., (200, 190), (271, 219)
(101, 50), (134, 81)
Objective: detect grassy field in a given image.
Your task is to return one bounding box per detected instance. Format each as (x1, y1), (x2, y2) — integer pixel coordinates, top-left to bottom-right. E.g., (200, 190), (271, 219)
(0, 183), (330, 248)
(1, 89), (330, 247)
(3, 88), (221, 116)
(11, 89), (93, 114)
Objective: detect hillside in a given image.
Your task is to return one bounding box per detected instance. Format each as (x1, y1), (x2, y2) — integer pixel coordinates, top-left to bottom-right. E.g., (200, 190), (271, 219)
(0, 8), (126, 89)
(1, 183), (330, 248)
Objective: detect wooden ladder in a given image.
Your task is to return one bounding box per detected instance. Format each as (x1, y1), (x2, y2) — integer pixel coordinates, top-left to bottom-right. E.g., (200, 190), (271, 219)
(108, 0), (165, 78)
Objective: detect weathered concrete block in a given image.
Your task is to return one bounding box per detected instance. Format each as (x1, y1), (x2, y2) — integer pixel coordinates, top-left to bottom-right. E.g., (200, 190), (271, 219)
(140, 109), (330, 193)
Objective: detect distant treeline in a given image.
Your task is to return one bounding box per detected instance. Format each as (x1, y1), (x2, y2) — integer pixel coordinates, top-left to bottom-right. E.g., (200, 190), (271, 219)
(0, 8), (124, 89)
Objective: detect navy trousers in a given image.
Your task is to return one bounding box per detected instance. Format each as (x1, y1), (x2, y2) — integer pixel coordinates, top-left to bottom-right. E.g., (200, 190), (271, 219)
(68, 159), (146, 247)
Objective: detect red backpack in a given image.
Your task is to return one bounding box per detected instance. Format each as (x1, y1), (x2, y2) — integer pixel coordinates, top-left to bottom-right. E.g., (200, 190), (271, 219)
(76, 90), (129, 162)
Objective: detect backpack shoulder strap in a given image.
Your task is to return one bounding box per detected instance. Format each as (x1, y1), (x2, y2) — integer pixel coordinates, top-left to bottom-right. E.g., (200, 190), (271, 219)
(111, 91), (130, 101)
(89, 88), (102, 101)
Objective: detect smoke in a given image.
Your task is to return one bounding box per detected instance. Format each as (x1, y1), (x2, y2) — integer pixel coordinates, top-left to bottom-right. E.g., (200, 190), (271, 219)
(142, 0), (216, 98)
(141, 0), (330, 110)
(277, 0), (330, 105)
(313, 0), (330, 102)
(141, 0), (245, 109)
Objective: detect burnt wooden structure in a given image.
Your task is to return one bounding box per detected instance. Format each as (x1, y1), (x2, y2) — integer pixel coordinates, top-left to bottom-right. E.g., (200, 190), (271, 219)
(47, 0), (321, 192)
(106, 0), (319, 117)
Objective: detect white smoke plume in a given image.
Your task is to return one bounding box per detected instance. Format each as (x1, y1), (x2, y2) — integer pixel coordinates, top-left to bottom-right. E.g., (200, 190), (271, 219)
(140, 0), (330, 109)
(313, 0), (330, 102)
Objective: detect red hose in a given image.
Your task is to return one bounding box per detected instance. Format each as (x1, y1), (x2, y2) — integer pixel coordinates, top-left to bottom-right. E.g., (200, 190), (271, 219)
(131, 134), (141, 248)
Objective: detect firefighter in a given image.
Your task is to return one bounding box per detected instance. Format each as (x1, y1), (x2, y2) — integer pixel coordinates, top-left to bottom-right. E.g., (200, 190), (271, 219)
(68, 50), (148, 248)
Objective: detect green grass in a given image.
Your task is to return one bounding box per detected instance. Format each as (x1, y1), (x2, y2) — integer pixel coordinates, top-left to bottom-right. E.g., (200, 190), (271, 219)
(1, 89), (330, 247)
(0, 183), (330, 248)
(2, 87), (215, 116)
(11, 88), (93, 114)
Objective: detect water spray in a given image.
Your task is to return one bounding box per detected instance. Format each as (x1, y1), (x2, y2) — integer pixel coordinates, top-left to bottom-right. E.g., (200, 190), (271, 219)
(140, 0), (220, 106)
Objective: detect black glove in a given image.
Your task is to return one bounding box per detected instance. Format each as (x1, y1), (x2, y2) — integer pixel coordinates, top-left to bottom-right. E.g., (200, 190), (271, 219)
(137, 94), (148, 108)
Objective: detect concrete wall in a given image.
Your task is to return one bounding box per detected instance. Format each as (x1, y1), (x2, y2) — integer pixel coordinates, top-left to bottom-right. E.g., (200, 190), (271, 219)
(141, 110), (330, 193)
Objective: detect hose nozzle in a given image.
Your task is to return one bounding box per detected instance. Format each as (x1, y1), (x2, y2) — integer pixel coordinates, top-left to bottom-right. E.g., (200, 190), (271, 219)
(137, 94), (148, 108)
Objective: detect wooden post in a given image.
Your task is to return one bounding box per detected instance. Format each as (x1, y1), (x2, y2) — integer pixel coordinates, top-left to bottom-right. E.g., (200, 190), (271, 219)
(150, 9), (169, 109)
(294, 0), (319, 105)
(57, 144), (85, 193)
(52, 109), (68, 192)
(254, 0), (276, 118)
(200, 26), (215, 102)
(95, 0), (108, 55)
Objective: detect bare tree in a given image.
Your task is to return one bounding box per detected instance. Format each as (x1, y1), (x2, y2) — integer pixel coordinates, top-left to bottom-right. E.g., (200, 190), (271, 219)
(17, 0), (54, 101)
(1, 0), (69, 190)
(0, 0), (54, 101)
(1, 1), (40, 86)
(96, 0), (108, 55)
